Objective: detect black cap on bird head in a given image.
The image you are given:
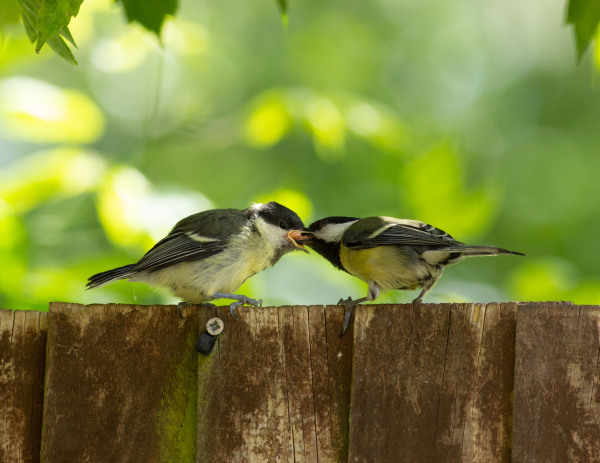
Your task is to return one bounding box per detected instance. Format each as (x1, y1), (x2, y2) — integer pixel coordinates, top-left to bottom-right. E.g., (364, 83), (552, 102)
(308, 216), (360, 234)
(252, 201), (305, 231)
(247, 201), (308, 253)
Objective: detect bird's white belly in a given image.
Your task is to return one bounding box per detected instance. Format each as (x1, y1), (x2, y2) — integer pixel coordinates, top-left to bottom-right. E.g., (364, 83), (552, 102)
(135, 235), (278, 303)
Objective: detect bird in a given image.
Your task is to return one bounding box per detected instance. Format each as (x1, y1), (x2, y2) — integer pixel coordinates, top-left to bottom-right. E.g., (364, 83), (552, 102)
(302, 215), (525, 334)
(87, 202), (308, 317)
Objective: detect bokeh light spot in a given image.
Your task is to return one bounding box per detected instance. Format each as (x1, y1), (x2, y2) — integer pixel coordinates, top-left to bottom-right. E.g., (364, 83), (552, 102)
(0, 77), (105, 143)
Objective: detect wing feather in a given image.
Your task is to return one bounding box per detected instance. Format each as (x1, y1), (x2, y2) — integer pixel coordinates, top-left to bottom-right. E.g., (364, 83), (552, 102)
(132, 209), (250, 273)
(343, 220), (462, 250)
(134, 232), (226, 273)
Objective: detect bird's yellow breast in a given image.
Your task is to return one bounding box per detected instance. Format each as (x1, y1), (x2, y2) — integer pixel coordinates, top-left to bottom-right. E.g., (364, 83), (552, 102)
(340, 245), (435, 291)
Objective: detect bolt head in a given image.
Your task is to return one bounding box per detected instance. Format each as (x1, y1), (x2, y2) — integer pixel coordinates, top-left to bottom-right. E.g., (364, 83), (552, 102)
(206, 317), (224, 336)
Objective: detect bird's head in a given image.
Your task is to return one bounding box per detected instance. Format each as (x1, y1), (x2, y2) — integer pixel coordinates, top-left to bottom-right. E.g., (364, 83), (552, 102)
(250, 202), (309, 253)
(290, 216), (360, 270)
(306, 216), (360, 244)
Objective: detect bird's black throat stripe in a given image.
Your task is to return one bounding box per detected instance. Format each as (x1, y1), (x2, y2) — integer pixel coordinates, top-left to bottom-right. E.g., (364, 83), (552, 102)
(310, 239), (347, 274)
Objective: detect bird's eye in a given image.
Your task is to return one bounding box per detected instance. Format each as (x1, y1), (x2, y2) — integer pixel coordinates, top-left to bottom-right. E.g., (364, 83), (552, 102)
(278, 219), (287, 229)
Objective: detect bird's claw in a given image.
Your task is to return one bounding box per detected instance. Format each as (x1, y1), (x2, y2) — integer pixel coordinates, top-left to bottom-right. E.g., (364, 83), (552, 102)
(229, 296), (263, 319)
(341, 309), (354, 335)
(337, 297), (357, 336)
(337, 296), (355, 306)
(177, 301), (190, 319)
(229, 301), (240, 320)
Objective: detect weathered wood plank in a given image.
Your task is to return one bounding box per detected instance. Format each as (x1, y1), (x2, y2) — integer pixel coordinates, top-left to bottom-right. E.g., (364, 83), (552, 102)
(310, 305), (353, 463)
(23, 301), (600, 461)
(281, 306), (319, 462)
(348, 303), (447, 462)
(196, 305), (352, 462)
(196, 305), (293, 462)
(41, 302), (199, 463)
(348, 302), (516, 463)
(513, 302), (600, 462)
(0, 309), (47, 463)
(446, 302), (516, 462)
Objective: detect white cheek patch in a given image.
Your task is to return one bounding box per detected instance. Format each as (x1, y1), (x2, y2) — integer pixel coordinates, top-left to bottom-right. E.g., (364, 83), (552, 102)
(315, 221), (357, 242)
(254, 217), (287, 244)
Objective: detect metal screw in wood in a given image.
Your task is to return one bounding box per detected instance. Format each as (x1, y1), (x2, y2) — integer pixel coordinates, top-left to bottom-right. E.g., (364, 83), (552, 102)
(206, 317), (224, 336)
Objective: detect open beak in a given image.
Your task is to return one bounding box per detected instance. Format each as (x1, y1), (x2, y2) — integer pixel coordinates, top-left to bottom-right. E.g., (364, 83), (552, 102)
(287, 230), (312, 253)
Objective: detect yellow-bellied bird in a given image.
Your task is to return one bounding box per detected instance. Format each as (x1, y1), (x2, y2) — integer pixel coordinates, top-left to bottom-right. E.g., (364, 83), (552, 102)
(303, 216), (525, 333)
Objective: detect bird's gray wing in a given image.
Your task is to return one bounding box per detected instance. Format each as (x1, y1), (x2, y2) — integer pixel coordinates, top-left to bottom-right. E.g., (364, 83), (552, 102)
(343, 220), (462, 250)
(134, 209), (248, 273)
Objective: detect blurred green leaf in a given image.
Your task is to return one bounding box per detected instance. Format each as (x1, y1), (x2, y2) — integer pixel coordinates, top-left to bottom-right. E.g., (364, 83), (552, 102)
(36, 0), (83, 52)
(18, 0), (39, 42)
(245, 88), (405, 160)
(0, 0), (21, 29)
(97, 166), (156, 249)
(566, 0), (600, 59)
(59, 25), (77, 47)
(276, 0), (288, 27)
(245, 95), (292, 147)
(16, 0), (80, 64)
(276, 0), (287, 16)
(0, 148), (107, 212)
(510, 258), (577, 301)
(116, 0), (178, 36)
(46, 33), (77, 64)
(402, 144), (496, 238)
(0, 77), (104, 143)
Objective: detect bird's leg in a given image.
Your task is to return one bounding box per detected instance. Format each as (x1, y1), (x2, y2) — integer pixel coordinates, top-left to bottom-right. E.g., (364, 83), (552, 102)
(367, 280), (380, 301)
(412, 290), (427, 304)
(210, 292), (263, 319)
(337, 281), (381, 335)
(412, 277), (437, 304)
(177, 301), (216, 318)
(337, 296), (368, 335)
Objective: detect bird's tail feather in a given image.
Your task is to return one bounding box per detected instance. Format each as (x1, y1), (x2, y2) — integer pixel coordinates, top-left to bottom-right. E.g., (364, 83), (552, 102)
(443, 245), (525, 257)
(86, 264), (136, 289)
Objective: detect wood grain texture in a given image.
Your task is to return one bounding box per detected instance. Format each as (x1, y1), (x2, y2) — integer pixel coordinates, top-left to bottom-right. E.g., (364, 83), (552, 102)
(41, 302), (199, 463)
(196, 305), (352, 463)
(22, 301), (599, 462)
(513, 302), (600, 462)
(0, 309), (47, 463)
(347, 302), (516, 463)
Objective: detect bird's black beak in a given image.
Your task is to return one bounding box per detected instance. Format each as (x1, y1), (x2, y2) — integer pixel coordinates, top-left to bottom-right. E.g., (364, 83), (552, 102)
(287, 230), (312, 253)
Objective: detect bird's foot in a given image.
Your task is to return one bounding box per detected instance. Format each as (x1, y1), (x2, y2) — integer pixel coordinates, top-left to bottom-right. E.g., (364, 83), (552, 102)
(411, 289), (428, 305)
(338, 296), (356, 306)
(210, 292), (263, 320)
(337, 296), (366, 336)
(228, 297), (263, 319)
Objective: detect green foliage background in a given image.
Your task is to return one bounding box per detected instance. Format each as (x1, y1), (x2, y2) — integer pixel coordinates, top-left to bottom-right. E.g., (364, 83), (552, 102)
(1, 0), (600, 311)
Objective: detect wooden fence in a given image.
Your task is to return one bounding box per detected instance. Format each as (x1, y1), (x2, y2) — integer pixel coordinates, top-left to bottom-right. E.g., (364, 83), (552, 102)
(1, 302), (599, 462)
